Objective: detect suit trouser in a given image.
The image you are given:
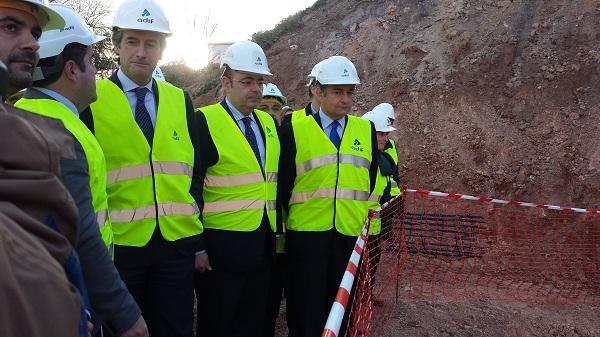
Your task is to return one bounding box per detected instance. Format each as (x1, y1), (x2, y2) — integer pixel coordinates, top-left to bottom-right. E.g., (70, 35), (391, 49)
(195, 216), (274, 337)
(114, 230), (195, 337)
(264, 253), (291, 337)
(286, 229), (357, 337)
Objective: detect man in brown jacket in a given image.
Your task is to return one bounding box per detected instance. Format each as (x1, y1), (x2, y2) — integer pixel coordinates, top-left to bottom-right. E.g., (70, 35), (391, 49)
(0, 1), (83, 336)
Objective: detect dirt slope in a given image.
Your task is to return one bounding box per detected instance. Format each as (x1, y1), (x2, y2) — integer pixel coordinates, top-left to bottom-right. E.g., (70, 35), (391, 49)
(196, 0), (600, 208)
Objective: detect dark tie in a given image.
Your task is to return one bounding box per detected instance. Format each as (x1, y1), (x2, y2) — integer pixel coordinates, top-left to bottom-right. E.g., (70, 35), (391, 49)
(329, 120), (341, 149)
(133, 87), (154, 145)
(241, 116), (262, 167)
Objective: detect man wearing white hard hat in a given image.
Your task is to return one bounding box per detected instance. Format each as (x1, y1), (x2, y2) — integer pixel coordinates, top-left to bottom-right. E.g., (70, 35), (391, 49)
(370, 102), (401, 197)
(14, 4), (149, 337)
(259, 82), (286, 124)
(80, 1), (205, 336)
(278, 55), (379, 336)
(282, 58), (327, 125)
(194, 40), (280, 337)
(361, 111), (399, 281)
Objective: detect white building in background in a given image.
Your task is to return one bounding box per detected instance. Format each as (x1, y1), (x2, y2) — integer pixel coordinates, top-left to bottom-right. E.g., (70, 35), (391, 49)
(207, 42), (234, 64)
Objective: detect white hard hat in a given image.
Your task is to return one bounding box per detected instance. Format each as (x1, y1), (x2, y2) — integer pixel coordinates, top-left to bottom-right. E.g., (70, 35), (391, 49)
(37, 4), (105, 59)
(307, 58), (328, 86)
(153, 67), (166, 82)
(16, 0), (65, 31)
(315, 56), (360, 85)
(371, 103), (395, 121)
(220, 41), (272, 76)
(112, 0), (171, 35)
(262, 83), (285, 101)
(362, 110), (396, 132)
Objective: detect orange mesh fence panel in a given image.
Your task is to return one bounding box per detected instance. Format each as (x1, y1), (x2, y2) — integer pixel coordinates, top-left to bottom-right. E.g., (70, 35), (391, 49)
(329, 188), (600, 337)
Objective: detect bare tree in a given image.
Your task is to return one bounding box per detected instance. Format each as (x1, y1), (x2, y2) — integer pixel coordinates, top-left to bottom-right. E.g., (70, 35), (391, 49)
(50, 0), (117, 71)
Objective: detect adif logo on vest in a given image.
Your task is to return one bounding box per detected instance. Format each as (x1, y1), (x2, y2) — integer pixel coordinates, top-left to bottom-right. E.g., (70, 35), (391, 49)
(138, 9), (154, 23)
(351, 138), (364, 152)
(172, 130), (180, 141)
(266, 126), (275, 139)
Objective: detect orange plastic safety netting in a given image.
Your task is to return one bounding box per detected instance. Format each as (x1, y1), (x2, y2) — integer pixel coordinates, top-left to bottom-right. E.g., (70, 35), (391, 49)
(335, 188), (600, 337)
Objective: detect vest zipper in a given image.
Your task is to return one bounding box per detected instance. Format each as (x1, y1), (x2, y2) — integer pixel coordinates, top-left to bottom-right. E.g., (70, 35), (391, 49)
(333, 145), (340, 230)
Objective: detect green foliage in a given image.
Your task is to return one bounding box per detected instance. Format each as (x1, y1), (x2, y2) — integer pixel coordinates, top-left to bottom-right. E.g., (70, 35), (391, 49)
(161, 62), (221, 98)
(251, 0), (327, 49)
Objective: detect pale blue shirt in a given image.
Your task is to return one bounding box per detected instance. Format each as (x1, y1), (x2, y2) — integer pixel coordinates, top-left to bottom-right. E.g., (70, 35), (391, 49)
(34, 87), (79, 117)
(225, 97), (266, 167)
(117, 69), (157, 127)
(319, 109), (345, 140)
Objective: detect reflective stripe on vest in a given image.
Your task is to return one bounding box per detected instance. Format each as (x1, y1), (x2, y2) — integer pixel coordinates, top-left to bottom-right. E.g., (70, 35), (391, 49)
(107, 161), (192, 184)
(288, 114), (372, 236)
(199, 103), (280, 232)
(90, 79), (203, 247)
(291, 188), (370, 204)
(15, 97), (114, 255)
(110, 202), (199, 223)
(367, 167), (388, 235)
(296, 153), (370, 175)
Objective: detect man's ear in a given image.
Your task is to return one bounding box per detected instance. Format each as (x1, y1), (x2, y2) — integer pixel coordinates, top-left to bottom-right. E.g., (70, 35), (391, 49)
(221, 76), (232, 91)
(63, 60), (79, 82)
(315, 85), (324, 99)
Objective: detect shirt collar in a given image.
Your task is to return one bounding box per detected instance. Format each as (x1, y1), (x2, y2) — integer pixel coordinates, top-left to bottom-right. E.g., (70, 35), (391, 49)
(226, 97), (255, 123)
(117, 68), (153, 93)
(33, 87), (79, 117)
(319, 108), (345, 129)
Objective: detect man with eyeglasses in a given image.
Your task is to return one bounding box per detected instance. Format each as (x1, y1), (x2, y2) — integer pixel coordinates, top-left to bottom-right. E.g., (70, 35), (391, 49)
(193, 40), (280, 337)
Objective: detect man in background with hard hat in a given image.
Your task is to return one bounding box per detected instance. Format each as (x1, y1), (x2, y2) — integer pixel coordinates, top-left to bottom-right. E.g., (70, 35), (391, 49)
(281, 58), (327, 125)
(80, 0), (205, 336)
(278, 56), (379, 337)
(259, 82), (286, 125)
(361, 110), (400, 279)
(193, 40), (279, 337)
(0, 2), (82, 336)
(371, 102), (401, 197)
(14, 4), (148, 337)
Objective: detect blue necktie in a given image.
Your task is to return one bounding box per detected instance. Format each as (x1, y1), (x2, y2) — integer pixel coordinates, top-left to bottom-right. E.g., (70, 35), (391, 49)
(133, 87), (154, 145)
(329, 120), (341, 149)
(242, 116), (262, 167)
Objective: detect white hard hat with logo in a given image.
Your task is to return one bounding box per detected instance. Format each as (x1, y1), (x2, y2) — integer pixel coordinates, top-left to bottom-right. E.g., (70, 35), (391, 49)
(220, 41), (272, 76)
(11, 0), (65, 31)
(307, 58), (328, 86)
(371, 102), (395, 121)
(262, 83), (284, 99)
(362, 110), (396, 132)
(37, 4), (105, 59)
(315, 56), (360, 85)
(153, 67), (167, 82)
(112, 0), (171, 35)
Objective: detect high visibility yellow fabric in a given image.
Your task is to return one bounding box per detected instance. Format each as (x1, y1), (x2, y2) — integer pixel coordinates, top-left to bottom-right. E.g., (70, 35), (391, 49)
(291, 107), (307, 122)
(89, 79), (202, 247)
(16, 97), (114, 254)
(289, 115), (372, 236)
(367, 167), (387, 236)
(199, 103), (279, 231)
(386, 138), (401, 196)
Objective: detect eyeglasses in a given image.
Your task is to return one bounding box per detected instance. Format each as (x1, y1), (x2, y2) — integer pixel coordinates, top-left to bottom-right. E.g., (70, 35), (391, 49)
(233, 78), (266, 88)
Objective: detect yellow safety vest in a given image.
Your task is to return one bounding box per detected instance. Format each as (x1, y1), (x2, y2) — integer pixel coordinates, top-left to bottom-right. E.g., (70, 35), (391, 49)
(16, 97), (114, 255)
(288, 115), (373, 236)
(367, 167), (388, 236)
(386, 138), (401, 196)
(89, 79), (203, 247)
(199, 103), (279, 231)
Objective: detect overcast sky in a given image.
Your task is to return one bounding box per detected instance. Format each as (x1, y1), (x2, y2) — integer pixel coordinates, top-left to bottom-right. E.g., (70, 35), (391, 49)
(111, 0), (318, 68)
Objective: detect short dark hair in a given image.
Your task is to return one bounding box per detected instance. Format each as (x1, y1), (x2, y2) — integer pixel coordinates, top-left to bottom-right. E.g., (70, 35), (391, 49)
(111, 28), (167, 53)
(34, 43), (88, 87)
